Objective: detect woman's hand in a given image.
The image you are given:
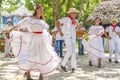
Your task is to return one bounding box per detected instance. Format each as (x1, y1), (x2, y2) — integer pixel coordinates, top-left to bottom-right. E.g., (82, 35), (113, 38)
(19, 29), (28, 32)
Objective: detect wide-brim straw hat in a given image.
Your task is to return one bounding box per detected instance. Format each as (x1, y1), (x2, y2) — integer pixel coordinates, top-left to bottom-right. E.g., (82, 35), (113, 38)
(7, 18), (12, 23)
(67, 7), (79, 14)
(111, 18), (118, 23)
(22, 13), (27, 17)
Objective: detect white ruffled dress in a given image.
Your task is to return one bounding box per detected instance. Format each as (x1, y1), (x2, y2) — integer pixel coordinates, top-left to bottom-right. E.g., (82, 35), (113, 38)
(10, 17), (60, 74)
(82, 25), (106, 62)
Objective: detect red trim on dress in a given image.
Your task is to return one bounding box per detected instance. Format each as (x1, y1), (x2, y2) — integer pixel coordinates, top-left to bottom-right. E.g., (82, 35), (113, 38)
(89, 35), (104, 53)
(28, 56), (53, 65)
(82, 35), (105, 59)
(11, 31), (61, 74)
(33, 32), (43, 34)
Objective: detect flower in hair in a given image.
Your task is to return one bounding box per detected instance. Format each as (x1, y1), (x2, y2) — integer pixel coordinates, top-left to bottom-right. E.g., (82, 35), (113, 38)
(35, 4), (41, 8)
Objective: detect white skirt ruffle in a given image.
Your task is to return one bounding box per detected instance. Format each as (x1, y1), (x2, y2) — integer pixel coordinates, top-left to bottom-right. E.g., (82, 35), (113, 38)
(10, 31), (60, 74)
(82, 35), (106, 62)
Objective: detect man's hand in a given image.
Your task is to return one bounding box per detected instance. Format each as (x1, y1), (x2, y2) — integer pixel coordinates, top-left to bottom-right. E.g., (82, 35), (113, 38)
(107, 36), (112, 40)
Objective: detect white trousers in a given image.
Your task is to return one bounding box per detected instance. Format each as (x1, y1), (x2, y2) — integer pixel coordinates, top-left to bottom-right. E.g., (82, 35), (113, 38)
(5, 39), (11, 54)
(62, 36), (76, 68)
(109, 39), (120, 61)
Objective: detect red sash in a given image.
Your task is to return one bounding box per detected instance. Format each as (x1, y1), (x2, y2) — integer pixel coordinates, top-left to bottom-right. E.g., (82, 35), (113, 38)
(68, 15), (76, 26)
(112, 25), (117, 30)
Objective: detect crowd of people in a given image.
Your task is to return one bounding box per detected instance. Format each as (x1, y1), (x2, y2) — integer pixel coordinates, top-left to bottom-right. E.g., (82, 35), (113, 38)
(0, 3), (120, 80)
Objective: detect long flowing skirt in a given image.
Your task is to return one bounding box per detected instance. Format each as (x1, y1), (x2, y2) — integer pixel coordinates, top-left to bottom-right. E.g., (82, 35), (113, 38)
(82, 35), (106, 62)
(10, 31), (61, 74)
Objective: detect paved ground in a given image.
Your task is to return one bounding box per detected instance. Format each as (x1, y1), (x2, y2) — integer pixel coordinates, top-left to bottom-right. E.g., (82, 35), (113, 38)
(0, 52), (120, 80)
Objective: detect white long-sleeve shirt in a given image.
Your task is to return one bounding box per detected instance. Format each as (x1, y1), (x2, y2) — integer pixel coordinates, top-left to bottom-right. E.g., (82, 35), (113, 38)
(52, 26), (64, 40)
(59, 17), (77, 37)
(105, 26), (120, 40)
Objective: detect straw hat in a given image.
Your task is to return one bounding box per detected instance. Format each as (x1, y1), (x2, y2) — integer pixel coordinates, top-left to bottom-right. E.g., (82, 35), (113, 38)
(111, 18), (118, 23)
(7, 18), (12, 23)
(67, 7), (79, 14)
(22, 13), (27, 17)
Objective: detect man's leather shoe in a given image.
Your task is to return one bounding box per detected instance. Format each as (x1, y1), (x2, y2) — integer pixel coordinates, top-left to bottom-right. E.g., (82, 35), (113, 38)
(61, 65), (67, 72)
(109, 59), (112, 62)
(71, 68), (75, 73)
(115, 61), (119, 64)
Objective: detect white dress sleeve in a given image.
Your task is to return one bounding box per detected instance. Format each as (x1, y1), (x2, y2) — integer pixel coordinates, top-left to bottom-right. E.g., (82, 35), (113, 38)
(116, 26), (120, 32)
(105, 27), (110, 32)
(98, 26), (104, 35)
(16, 17), (30, 28)
(88, 26), (93, 35)
(39, 20), (49, 30)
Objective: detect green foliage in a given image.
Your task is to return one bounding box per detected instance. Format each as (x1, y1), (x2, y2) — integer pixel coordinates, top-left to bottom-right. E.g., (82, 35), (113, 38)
(78, 0), (102, 29)
(25, 0), (34, 11)
(1, 0), (23, 13)
(0, 17), (1, 25)
(1, 0), (104, 29)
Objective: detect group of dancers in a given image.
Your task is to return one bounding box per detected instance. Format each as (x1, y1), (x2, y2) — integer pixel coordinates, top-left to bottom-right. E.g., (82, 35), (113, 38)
(2, 3), (120, 80)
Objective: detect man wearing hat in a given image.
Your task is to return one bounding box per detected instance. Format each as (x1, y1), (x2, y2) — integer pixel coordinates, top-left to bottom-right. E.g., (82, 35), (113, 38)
(2, 18), (13, 57)
(56, 7), (80, 72)
(22, 13), (27, 19)
(105, 18), (120, 63)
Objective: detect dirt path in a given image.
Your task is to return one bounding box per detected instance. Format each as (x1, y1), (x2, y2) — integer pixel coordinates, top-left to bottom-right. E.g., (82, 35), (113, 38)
(0, 53), (120, 80)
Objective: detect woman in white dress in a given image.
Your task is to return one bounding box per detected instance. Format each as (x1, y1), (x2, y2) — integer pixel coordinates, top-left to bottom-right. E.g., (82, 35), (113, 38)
(82, 17), (106, 67)
(10, 4), (60, 80)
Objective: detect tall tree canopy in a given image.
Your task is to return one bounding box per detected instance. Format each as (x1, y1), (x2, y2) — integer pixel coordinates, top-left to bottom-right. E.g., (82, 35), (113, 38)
(1, 0), (106, 29)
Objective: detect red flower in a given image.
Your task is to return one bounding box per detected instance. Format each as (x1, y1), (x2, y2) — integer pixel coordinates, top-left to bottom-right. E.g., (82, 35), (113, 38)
(35, 4), (41, 7)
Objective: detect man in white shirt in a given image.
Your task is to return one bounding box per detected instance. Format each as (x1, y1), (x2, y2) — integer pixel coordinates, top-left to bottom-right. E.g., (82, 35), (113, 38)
(52, 21), (64, 58)
(105, 18), (120, 63)
(56, 7), (80, 73)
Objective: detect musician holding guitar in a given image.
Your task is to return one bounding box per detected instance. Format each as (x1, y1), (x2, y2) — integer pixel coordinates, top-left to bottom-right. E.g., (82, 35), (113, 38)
(76, 22), (86, 55)
(2, 18), (13, 57)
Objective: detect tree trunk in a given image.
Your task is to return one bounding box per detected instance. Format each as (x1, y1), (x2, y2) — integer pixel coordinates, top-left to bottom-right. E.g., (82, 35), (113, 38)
(66, 0), (73, 12)
(52, 0), (61, 22)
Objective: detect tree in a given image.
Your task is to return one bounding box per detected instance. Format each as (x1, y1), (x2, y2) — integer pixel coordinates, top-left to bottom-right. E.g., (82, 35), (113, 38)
(52, 0), (61, 22)
(1, 0), (23, 13)
(77, 0), (102, 28)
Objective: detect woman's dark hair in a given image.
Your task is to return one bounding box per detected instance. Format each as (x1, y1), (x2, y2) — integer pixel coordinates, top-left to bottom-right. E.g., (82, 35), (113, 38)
(94, 17), (102, 25)
(33, 7), (45, 20)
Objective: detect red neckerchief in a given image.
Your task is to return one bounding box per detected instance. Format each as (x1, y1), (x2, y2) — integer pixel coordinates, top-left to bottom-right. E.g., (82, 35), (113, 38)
(112, 25), (117, 30)
(68, 15), (76, 25)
